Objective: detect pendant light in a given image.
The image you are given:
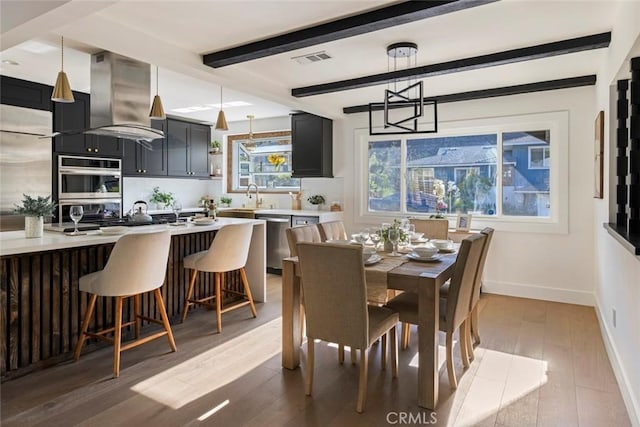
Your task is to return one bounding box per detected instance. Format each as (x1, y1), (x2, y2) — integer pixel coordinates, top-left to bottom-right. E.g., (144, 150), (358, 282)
(215, 86), (229, 130)
(51, 36), (75, 103)
(149, 65), (166, 120)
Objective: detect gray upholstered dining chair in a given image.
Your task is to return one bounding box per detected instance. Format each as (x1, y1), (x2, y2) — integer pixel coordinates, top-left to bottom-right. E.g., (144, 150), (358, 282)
(410, 218), (449, 240)
(297, 242), (399, 413)
(181, 223), (257, 332)
(318, 220), (348, 241)
(385, 233), (486, 389)
(73, 230), (176, 378)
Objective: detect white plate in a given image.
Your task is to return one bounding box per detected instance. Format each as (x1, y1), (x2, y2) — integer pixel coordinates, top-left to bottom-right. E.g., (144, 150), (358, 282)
(406, 252), (441, 262)
(412, 237), (428, 243)
(193, 219), (215, 226)
(99, 226), (128, 235)
(364, 254), (382, 265)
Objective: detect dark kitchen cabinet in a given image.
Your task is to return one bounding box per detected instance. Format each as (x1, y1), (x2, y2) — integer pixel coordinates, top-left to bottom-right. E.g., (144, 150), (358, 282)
(123, 120), (167, 176)
(0, 76), (52, 111)
(166, 118), (210, 178)
(291, 112), (333, 178)
(53, 91), (123, 157)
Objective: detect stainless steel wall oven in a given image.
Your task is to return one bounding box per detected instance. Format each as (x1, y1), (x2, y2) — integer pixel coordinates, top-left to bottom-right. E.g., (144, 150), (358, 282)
(57, 155), (122, 223)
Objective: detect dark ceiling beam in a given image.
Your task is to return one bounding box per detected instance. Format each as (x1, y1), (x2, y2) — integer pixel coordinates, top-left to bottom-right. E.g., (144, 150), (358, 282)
(294, 32), (610, 97)
(203, 0), (497, 68)
(342, 75), (597, 114)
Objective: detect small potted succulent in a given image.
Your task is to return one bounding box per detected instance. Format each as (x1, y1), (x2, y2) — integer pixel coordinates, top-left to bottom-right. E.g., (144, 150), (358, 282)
(209, 140), (221, 153)
(307, 194), (326, 210)
(14, 194), (57, 238)
(220, 196), (232, 207)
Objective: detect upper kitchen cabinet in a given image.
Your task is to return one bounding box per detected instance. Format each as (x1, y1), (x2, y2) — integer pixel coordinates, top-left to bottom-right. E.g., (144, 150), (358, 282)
(291, 112), (333, 178)
(0, 76), (52, 111)
(122, 121), (167, 177)
(166, 118), (210, 178)
(53, 91), (123, 157)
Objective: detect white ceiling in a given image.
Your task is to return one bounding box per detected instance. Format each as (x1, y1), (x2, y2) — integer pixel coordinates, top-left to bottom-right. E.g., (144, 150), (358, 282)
(0, 0), (619, 125)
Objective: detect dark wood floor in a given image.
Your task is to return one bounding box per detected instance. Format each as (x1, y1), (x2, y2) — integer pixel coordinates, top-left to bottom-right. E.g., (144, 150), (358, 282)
(0, 275), (631, 426)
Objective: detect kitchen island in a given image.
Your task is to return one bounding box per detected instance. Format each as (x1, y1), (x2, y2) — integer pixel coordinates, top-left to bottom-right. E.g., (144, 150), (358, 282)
(0, 218), (265, 379)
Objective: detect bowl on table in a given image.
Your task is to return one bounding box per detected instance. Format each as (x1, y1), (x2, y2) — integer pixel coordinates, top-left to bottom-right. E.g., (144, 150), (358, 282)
(431, 239), (454, 250)
(410, 231), (424, 241)
(362, 246), (377, 262)
(412, 244), (438, 258)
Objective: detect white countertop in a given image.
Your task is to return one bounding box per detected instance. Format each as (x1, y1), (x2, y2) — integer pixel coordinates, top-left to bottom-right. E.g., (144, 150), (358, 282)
(0, 218), (264, 257)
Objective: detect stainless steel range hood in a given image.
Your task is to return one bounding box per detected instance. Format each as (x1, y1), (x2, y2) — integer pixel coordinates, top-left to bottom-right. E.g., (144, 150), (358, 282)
(47, 52), (164, 143)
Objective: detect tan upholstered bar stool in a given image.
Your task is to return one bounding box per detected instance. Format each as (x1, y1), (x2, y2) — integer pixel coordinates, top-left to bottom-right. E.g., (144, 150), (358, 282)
(73, 230), (176, 378)
(181, 223), (257, 332)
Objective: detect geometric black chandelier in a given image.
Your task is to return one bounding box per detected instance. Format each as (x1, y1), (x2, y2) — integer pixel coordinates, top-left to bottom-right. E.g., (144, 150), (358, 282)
(369, 42), (438, 135)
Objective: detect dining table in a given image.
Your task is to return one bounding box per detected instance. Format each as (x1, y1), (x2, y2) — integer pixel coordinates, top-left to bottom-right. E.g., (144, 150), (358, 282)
(281, 248), (458, 410)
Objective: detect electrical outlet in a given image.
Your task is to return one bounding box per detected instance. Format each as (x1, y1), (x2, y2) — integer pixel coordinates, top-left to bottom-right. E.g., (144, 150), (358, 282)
(613, 308), (617, 328)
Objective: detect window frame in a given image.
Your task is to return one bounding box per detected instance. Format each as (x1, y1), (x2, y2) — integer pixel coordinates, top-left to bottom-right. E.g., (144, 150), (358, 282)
(356, 111), (569, 234)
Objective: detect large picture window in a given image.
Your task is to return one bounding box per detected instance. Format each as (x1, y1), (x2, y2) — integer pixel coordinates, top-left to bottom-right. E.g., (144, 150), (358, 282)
(359, 112), (567, 231)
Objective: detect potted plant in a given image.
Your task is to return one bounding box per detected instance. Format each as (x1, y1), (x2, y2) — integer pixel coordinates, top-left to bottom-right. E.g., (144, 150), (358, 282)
(150, 186), (174, 210)
(220, 196), (232, 208)
(307, 194), (326, 210)
(209, 140), (221, 153)
(14, 194), (57, 238)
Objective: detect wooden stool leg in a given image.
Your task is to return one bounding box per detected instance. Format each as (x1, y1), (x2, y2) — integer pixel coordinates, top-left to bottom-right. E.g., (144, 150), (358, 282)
(460, 321), (470, 369)
(113, 296), (123, 378)
(154, 288), (177, 352)
(239, 268), (257, 318)
(381, 333), (387, 370)
(390, 326), (398, 378)
(73, 294), (97, 361)
(219, 272), (225, 305)
(181, 269), (198, 322)
(446, 331), (457, 389)
(305, 338), (315, 396)
(215, 272), (222, 333)
(401, 323), (410, 350)
(356, 347), (369, 413)
(134, 294), (141, 339)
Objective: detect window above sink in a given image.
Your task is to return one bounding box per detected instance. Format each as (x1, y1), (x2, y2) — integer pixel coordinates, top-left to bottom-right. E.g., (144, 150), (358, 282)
(227, 130), (301, 193)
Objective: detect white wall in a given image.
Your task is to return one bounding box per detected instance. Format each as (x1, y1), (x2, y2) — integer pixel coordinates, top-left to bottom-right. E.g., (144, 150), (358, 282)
(338, 86), (597, 306)
(593, 1), (640, 424)
(123, 177), (215, 211)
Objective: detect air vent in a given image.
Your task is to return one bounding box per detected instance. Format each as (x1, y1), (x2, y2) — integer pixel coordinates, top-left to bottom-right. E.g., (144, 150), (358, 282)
(292, 51), (332, 65)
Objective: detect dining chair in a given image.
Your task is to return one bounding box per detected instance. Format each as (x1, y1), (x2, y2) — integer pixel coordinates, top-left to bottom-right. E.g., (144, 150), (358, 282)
(297, 242), (399, 413)
(318, 220), (348, 241)
(410, 218), (449, 240)
(73, 230), (176, 378)
(181, 223), (257, 332)
(385, 233), (486, 389)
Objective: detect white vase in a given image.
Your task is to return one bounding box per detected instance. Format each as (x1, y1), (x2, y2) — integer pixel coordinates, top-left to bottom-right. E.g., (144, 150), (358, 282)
(25, 216), (43, 238)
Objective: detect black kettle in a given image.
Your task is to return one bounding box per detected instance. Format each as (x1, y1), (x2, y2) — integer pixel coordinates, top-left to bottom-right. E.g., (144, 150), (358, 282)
(128, 200), (153, 223)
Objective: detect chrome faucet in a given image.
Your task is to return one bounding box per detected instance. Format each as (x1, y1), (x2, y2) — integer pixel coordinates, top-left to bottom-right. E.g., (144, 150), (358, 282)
(246, 183), (261, 208)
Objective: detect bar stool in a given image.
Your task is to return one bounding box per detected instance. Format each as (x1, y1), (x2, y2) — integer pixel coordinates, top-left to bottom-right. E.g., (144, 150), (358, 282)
(181, 223), (257, 332)
(73, 230), (176, 378)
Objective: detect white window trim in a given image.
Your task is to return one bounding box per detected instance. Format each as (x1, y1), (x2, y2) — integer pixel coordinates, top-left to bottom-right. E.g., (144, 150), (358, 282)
(528, 146), (551, 169)
(355, 111), (569, 234)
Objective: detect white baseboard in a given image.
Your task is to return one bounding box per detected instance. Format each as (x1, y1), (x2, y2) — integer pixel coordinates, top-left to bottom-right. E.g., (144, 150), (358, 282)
(482, 280), (595, 306)
(594, 296), (640, 427)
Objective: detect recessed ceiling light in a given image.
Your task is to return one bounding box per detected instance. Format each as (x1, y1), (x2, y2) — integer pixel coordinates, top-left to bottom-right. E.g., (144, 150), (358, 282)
(292, 51), (332, 65)
(18, 41), (58, 54)
(1, 59), (19, 66)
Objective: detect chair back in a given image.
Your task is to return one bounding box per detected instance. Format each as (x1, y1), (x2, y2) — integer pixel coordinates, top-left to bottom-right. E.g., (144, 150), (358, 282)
(445, 233), (486, 331)
(286, 224), (322, 256)
(318, 221), (348, 241)
(470, 227), (494, 309)
(410, 218), (449, 240)
(195, 223), (253, 272)
(297, 243), (369, 349)
(99, 230), (171, 296)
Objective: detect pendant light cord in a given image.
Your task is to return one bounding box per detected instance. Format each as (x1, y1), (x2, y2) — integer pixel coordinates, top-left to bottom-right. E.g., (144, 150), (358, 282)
(61, 36), (64, 71)
(156, 66), (159, 96)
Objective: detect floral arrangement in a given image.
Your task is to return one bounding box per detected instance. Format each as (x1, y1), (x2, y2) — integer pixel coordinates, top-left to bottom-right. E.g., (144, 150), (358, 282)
(267, 154), (286, 171)
(432, 179), (447, 217)
(220, 196), (232, 207)
(380, 219), (408, 243)
(14, 194), (56, 217)
(210, 140), (221, 151)
(307, 194), (326, 205)
(200, 194), (212, 208)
